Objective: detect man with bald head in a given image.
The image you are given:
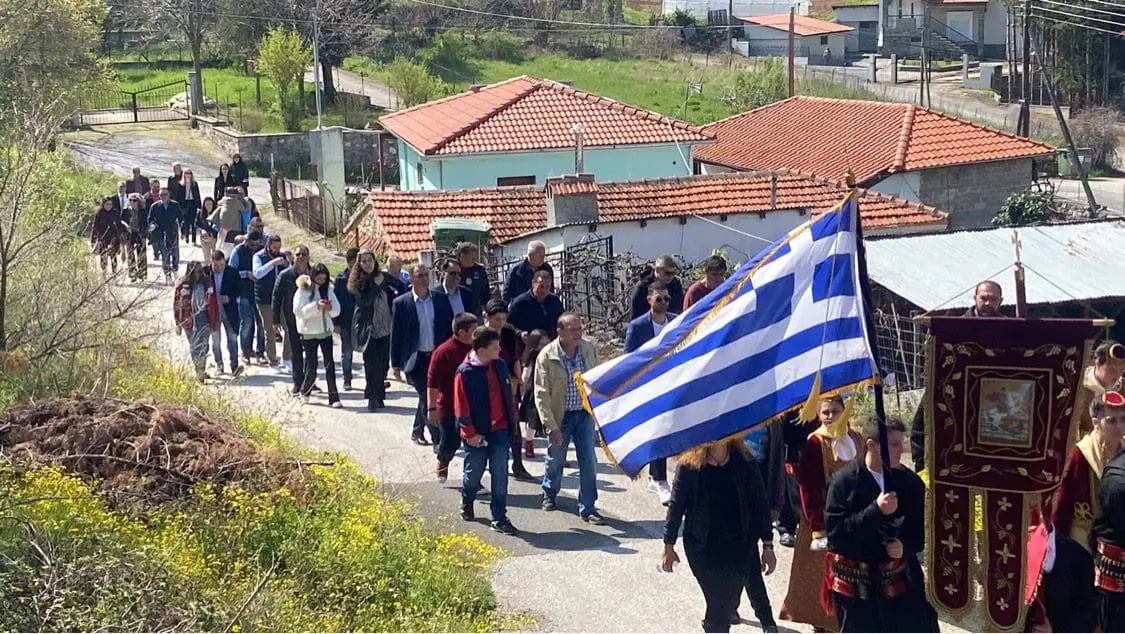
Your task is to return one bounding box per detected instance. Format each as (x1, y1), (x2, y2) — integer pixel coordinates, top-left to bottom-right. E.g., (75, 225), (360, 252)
(392, 263), (454, 445)
(910, 280), (1006, 470)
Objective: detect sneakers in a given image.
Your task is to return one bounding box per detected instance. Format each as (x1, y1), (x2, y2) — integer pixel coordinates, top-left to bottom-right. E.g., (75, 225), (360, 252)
(779, 532), (797, 547)
(461, 505), (474, 521)
(279, 363), (291, 374)
(523, 440), (535, 459)
(329, 401), (343, 409)
(581, 512), (606, 525)
(511, 464), (536, 481)
(231, 365), (245, 377)
(541, 497), (557, 512)
(654, 479), (673, 506)
(437, 463), (449, 484)
(491, 519), (518, 535)
(343, 380), (352, 391)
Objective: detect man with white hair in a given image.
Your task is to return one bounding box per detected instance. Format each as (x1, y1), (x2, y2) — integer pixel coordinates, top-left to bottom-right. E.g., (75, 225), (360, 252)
(503, 240), (554, 303)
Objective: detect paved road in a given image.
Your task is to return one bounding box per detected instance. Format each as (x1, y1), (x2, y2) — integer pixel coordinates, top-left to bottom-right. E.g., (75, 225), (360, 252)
(305, 66), (398, 111)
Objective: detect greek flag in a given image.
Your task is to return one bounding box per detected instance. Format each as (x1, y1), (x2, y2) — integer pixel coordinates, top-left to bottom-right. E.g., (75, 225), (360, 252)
(578, 194), (878, 477)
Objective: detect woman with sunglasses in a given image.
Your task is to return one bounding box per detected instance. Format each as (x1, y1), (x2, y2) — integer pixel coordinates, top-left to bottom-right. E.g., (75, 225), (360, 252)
(1053, 366), (1125, 554)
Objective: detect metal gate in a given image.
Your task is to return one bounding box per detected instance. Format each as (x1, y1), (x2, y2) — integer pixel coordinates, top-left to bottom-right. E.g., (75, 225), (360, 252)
(76, 81), (189, 126)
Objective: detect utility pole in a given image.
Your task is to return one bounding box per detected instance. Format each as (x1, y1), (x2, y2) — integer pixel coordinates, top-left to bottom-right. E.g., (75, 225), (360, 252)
(1031, 33), (1098, 214)
(919, 6), (927, 106)
(1020, 0), (1030, 136)
(787, 7), (795, 98)
(312, 3), (324, 130)
(729, 0), (735, 69)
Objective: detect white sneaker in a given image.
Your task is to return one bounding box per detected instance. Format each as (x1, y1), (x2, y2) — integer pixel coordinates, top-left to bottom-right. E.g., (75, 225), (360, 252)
(656, 479), (673, 506)
(279, 363), (291, 374)
(329, 401), (343, 409)
(647, 476), (660, 494)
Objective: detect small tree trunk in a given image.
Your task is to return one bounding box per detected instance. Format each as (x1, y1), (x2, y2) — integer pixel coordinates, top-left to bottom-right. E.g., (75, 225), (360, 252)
(319, 57), (336, 105)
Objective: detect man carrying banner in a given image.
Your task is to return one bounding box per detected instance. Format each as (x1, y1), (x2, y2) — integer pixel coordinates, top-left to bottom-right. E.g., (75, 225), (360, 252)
(824, 414), (936, 633)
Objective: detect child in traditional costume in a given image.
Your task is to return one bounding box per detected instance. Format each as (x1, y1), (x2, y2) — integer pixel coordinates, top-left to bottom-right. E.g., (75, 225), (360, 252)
(1089, 387), (1125, 631)
(780, 395), (861, 632)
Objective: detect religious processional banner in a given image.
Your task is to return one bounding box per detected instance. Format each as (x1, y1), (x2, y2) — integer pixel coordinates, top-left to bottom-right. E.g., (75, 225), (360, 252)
(923, 317), (1095, 631)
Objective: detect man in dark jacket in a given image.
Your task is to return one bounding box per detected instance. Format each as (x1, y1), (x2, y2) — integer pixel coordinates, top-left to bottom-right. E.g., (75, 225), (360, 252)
(252, 234), (287, 367)
(228, 231), (264, 365)
(207, 250), (245, 377)
(910, 280), (1005, 471)
(624, 280), (678, 505)
(125, 166), (149, 195)
(147, 189), (182, 281)
(166, 162), (185, 203)
(629, 255), (685, 319)
(508, 270), (564, 340)
(456, 242), (490, 316)
(503, 240), (554, 302)
(334, 248), (359, 390)
(433, 260), (478, 318)
(392, 264), (454, 446)
(272, 245), (311, 394)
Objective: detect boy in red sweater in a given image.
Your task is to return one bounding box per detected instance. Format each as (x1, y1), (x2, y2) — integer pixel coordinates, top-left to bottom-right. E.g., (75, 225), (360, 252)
(427, 313), (478, 484)
(454, 327), (518, 535)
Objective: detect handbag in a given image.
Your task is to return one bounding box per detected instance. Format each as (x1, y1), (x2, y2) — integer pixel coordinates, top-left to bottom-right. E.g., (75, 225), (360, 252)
(351, 313), (371, 354)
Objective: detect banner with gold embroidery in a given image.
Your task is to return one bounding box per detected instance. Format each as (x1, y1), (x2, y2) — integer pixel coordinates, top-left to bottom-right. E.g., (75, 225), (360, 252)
(923, 317), (1095, 631)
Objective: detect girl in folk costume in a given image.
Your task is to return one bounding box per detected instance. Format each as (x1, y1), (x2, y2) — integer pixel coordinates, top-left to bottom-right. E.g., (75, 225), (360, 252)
(1053, 380), (1125, 553)
(1078, 341), (1125, 434)
(780, 394), (863, 632)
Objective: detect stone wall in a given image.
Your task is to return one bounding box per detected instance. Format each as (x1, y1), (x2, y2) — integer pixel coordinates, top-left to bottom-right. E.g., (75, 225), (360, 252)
(193, 116), (386, 172)
(918, 158), (1036, 229)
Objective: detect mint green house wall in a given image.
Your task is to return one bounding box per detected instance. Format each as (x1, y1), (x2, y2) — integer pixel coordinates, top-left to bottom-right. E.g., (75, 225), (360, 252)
(396, 139), (705, 191)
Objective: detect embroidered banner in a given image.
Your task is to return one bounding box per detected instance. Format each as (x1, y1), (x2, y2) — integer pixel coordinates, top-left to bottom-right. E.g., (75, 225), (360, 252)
(924, 317), (1095, 631)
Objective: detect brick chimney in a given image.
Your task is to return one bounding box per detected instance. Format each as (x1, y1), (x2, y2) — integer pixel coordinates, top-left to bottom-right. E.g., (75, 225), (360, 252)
(546, 174), (598, 227)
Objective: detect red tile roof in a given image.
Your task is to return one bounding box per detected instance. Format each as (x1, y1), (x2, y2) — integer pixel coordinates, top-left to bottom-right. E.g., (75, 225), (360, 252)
(740, 14), (853, 35)
(379, 76), (713, 156)
(695, 97), (1054, 182)
(347, 172), (948, 258)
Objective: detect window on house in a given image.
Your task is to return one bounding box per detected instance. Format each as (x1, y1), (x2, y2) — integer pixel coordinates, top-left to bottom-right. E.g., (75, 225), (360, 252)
(820, 35), (829, 45)
(415, 162), (423, 185)
(497, 176), (536, 187)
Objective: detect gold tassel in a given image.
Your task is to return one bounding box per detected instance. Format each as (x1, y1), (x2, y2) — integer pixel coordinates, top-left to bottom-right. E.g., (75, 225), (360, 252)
(798, 370), (822, 422)
(828, 393), (854, 439)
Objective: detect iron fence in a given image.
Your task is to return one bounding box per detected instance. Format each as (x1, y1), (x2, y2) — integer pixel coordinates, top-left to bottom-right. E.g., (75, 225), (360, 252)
(76, 80), (189, 126)
(871, 309), (929, 391)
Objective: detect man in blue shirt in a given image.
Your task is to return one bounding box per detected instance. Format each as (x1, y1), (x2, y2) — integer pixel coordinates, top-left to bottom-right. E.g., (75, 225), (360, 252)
(228, 231), (264, 365)
(252, 234), (288, 367)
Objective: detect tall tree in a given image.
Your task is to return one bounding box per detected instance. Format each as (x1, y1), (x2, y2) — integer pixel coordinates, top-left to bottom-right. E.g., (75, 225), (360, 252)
(147, 0), (218, 104)
(257, 27), (312, 131)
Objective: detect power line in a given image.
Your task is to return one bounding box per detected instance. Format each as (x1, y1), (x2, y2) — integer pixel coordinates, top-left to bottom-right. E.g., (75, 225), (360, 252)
(1035, 0), (1125, 21)
(1033, 12), (1125, 35)
(1030, 4), (1125, 29)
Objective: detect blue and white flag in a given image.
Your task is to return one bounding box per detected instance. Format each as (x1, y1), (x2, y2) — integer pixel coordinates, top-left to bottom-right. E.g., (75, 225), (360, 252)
(577, 194), (878, 477)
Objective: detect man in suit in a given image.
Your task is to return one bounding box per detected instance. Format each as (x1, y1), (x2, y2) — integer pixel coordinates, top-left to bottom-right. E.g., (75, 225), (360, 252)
(207, 250), (245, 377)
(113, 181), (130, 213)
(433, 260), (478, 319)
(272, 245), (311, 394)
(624, 280), (678, 505)
(125, 166), (149, 195)
(392, 263), (453, 446)
(629, 255), (685, 320)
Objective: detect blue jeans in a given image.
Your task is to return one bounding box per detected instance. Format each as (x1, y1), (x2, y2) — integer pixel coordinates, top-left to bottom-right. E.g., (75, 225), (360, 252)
(541, 410), (599, 516)
(338, 322), (353, 382)
(237, 295), (263, 358)
(462, 429), (511, 522)
(211, 310), (240, 371)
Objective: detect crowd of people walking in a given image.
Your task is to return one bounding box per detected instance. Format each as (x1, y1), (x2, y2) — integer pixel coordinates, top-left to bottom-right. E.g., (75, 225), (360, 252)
(97, 167), (1125, 633)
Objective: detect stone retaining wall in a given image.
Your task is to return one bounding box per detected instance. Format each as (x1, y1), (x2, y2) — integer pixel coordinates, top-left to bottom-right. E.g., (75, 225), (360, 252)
(193, 116), (385, 171)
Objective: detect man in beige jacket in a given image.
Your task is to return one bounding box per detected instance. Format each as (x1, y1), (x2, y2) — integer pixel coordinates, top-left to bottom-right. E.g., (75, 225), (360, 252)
(534, 312), (604, 524)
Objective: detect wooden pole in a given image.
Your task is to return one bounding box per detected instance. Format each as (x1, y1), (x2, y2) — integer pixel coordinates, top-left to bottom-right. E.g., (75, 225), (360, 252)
(788, 8), (796, 98)
(1020, 0), (1030, 136)
(1030, 31), (1099, 214)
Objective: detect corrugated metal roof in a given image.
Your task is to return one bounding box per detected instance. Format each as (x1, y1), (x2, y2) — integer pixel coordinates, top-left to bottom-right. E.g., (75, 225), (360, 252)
(865, 220), (1125, 311)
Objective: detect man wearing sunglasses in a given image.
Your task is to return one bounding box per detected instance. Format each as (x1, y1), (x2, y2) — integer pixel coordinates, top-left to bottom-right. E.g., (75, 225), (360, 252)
(629, 255), (684, 320)
(624, 281), (678, 505)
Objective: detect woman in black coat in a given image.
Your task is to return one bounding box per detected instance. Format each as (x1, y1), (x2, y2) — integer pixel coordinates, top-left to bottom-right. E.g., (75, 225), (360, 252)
(213, 163), (233, 201)
(229, 154), (249, 188)
(662, 438), (779, 633)
(348, 249), (394, 411)
(179, 168), (203, 244)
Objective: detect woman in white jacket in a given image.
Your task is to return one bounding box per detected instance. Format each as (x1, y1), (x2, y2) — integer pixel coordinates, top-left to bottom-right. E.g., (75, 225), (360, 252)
(294, 262), (342, 406)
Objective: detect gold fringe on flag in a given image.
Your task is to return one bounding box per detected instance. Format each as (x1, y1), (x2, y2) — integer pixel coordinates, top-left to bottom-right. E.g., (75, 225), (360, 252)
(798, 370), (822, 423)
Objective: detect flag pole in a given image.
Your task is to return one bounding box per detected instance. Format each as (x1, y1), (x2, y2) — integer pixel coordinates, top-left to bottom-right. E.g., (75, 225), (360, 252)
(847, 170), (894, 489)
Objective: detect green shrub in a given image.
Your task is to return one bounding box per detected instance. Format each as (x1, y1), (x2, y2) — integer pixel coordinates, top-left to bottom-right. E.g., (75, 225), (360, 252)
(384, 57), (445, 108)
(992, 189), (1055, 227)
(470, 30), (526, 63)
(238, 107), (266, 133)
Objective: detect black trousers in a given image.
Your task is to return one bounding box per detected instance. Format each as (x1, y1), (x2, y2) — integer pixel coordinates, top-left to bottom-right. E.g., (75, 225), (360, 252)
(1099, 589), (1125, 633)
(833, 581), (937, 633)
(283, 317), (305, 394)
(733, 545), (776, 628)
(437, 414), (460, 465)
(686, 551), (744, 633)
(300, 336), (338, 401)
(507, 411), (527, 472)
(778, 469), (800, 534)
(408, 352), (437, 443)
(362, 336), (390, 403)
(649, 457), (668, 481)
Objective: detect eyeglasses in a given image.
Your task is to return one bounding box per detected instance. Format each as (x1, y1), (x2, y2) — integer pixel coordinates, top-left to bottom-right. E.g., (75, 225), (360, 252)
(652, 295), (671, 303)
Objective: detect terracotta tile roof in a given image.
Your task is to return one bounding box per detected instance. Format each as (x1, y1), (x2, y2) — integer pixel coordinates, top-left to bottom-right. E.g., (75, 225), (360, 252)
(378, 76), (713, 156)
(695, 97), (1054, 182)
(346, 172), (948, 258)
(740, 14), (854, 35)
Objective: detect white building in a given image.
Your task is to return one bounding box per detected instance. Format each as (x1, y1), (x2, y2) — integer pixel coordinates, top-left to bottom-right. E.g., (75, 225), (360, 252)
(734, 14), (852, 64)
(661, 0), (808, 20)
(879, 0), (1014, 60)
(832, 2), (879, 54)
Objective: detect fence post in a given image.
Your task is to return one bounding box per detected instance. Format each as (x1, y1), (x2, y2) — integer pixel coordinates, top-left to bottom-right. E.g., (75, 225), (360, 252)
(131, 92), (139, 123)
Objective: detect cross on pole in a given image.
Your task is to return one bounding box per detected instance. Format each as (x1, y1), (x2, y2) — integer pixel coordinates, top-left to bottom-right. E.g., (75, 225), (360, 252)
(1012, 230), (1028, 318)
